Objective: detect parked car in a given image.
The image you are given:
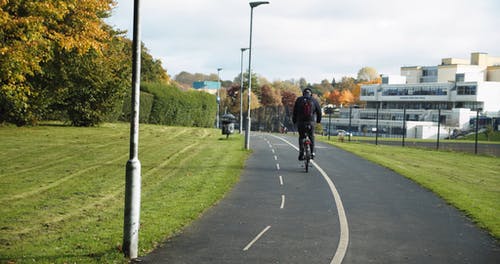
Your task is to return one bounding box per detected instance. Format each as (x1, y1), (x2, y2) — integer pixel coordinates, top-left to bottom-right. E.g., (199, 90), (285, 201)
(336, 130), (352, 137)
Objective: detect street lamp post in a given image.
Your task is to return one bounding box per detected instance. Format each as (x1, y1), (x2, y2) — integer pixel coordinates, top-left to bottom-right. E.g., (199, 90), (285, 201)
(402, 106), (406, 147)
(240, 48), (248, 134)
(216, 68), (222, 129)
(348, 105), (353, 142)
(375, 105), (380, 145)
(436, 108), (441, 150)
(123, 0), (141, 259)
(325, 104), (334, 140)
(475, 108), (482, 154)
(245, 1), (269, 150)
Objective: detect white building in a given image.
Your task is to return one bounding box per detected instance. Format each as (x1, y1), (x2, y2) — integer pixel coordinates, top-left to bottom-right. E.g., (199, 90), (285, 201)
(325, 52), (500, 139)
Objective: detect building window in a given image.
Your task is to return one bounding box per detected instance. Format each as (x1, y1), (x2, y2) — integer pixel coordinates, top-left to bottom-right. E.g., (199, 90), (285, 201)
(457, 85), (477, 95)
(360, 112), (377, 120)
(362, 87), (375, 96)
(381, 85), (448, 96)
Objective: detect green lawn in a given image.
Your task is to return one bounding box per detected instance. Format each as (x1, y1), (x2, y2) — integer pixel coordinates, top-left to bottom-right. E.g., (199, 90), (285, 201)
(319, 136), (500, 240)
(1, 124), (498, 263)
(0, 123), (249, 263)
(461, 131), (500, 141)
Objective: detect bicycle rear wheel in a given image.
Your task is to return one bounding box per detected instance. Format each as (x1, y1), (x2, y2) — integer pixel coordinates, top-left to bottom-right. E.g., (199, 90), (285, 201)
(304, 142), (311, 172)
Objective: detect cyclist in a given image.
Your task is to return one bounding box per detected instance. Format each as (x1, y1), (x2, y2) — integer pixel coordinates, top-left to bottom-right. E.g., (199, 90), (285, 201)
(292, 87), (322, 160)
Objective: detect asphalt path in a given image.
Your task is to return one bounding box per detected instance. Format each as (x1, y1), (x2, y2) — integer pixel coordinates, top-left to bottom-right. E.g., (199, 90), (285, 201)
(140, 133), (500, 263)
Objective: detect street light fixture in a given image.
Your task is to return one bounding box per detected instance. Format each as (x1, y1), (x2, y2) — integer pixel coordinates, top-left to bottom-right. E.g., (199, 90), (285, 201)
(240, 48), (248, 134)
(245, 1), (269, 150)
(216, 67), (222, 128)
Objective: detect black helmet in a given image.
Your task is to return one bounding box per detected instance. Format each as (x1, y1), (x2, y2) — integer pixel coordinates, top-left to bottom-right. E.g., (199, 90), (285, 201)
(303, 88), (312, 96)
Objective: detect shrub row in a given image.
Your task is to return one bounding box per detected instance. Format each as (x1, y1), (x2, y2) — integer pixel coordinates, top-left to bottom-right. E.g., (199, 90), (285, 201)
(119, 91), (155, 123)
(118, 82), (216, 128)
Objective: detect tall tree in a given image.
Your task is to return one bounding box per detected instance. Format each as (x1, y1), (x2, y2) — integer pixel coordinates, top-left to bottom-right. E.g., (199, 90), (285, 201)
(326, 90), (342, 107)
(337, 77), (357, 91)
(260, 84), (282, 107)
(30, 26), (131, 126)
(243, 72), (260, 99)
(221, 84), (240, 114)
(357, 67), (379, 82)
(298, 78), (308, 90)
(340, 89), (354, 106)
(0, 0), (115, 125)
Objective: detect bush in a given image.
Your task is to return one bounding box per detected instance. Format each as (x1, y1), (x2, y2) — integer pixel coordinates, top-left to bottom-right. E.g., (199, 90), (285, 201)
(119, 91), (154, 123)
(140, 82), (216, 127)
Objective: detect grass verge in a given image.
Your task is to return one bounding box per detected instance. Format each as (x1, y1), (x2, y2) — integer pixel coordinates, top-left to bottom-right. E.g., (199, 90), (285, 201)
(0, 123), (249, 263)
(318, 136), (500, 240)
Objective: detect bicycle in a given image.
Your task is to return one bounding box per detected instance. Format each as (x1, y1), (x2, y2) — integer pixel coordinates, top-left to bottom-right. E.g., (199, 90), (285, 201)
(302, 125), (313, 172)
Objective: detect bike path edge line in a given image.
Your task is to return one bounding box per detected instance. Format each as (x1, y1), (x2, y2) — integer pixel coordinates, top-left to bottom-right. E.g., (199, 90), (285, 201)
(270, 135), (349, 264)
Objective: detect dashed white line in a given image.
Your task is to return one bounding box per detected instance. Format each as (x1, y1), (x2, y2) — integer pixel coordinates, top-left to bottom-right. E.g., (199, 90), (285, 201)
(279, 175), (283, 186)
(274, 155), (278, 160)
(280, 195), (285, 209)
(243, 225), (271, 251)
(276, 163), (280, 170)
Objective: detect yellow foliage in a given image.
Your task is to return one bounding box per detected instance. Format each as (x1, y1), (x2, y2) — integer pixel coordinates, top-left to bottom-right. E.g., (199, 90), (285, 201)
(0, 0), (115, 124)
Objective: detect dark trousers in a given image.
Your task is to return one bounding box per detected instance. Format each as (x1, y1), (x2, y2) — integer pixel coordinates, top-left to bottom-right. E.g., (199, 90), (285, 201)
(297, 122), (315, 154)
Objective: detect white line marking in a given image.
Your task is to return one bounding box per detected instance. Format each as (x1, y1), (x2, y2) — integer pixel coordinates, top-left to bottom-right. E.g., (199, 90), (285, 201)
(243, 225), (271, 251)
(271, 149), (275, 153)
(271, 135), (349, 264)
(274, 155), (278, 160)
(276, 163), (280, 170)
(280, 195), (285, 209)
(314, 160), (349, 264)
(279, 175), (283, 185)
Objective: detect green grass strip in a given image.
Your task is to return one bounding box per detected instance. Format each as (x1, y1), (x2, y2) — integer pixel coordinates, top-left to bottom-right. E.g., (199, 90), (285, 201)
(0, 123), (249, 263)
(319, 136), (500, 240)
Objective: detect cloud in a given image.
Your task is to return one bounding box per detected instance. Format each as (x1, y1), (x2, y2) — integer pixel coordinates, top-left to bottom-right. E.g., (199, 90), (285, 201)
(106, 0), (500, 83)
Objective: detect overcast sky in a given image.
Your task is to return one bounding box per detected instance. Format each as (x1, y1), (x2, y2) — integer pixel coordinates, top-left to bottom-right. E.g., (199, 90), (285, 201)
(106, 0), (500, 83)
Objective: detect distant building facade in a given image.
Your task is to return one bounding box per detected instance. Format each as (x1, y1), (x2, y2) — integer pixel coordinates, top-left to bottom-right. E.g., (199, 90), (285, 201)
(324, 52), (500, 139)
(193, 81), (220, 95)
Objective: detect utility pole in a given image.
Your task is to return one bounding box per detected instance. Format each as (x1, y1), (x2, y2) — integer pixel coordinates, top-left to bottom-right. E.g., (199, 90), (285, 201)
(245, 1), (269, 149)
(375, 105), (379, 145)
(402, 107), (406, 147)
(475, 108), (481, 154)
(123, 0), (142, 259)
(436, 108), (441, 150)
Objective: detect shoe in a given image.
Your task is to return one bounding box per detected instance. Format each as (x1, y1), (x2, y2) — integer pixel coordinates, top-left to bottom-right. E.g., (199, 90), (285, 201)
(311, 153), (315, 159)
(298, 153), (304, 161)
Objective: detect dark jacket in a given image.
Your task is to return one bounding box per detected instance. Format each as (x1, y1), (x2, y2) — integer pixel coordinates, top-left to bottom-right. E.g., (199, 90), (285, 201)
(292, 95), (322, 124)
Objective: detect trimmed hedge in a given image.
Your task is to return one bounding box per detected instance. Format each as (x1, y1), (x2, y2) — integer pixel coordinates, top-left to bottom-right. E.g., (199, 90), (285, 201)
(140, 82), (216, 127)
(119, 91), (155, 123)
